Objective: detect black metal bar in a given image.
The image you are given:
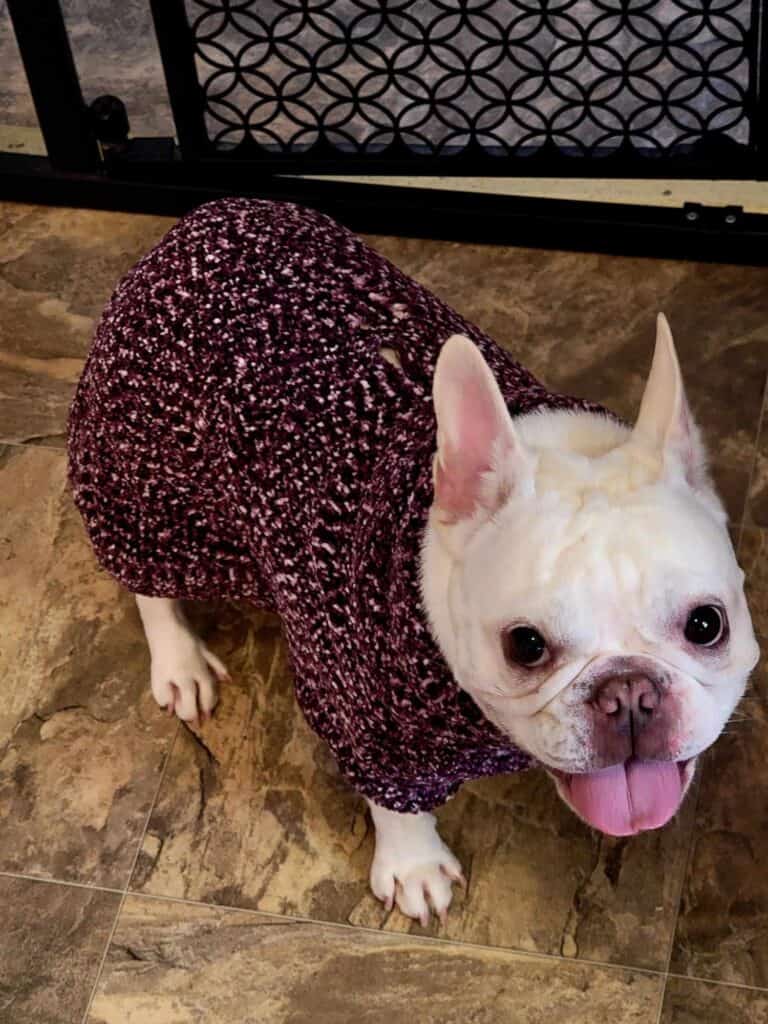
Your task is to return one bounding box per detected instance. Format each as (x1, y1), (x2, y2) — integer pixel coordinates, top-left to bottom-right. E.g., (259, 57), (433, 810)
(149, 0), (209, 157)
(754, 0), (768, 180)
(151, 145), (755, 180)
(6, 0), (99, 172)
(2, 151), (768, 267)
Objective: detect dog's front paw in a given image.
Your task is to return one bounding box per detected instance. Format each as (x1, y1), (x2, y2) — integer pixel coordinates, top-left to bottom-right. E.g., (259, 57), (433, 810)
(371, 854), (464, 926)
(367, 804), (465, 926)
(149, 630), (229, 724)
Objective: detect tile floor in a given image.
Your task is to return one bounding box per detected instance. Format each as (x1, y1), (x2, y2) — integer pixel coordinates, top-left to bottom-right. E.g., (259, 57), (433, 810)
(0, 201), (767, 1023)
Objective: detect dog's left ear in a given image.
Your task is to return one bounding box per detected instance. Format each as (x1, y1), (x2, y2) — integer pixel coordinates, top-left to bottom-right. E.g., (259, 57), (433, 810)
(432, 334), (531, 526)
(631, 314), (710, 492)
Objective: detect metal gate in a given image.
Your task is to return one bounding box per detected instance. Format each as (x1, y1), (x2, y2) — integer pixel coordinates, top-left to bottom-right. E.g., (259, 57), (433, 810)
(3, 0), (768, 261)
(152, 0), (767, 176)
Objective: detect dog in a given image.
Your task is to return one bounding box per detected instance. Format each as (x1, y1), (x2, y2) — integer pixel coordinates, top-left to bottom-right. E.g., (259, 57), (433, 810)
(68, 199), (758, 926)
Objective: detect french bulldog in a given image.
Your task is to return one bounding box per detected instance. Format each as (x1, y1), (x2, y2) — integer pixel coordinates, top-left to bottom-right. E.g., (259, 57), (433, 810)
(68, 199), (758, 927)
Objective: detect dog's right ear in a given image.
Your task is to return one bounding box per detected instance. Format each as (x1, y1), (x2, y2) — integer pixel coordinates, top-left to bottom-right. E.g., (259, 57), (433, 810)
(631, 314), (710, 494)
(432, 335), (531, 526)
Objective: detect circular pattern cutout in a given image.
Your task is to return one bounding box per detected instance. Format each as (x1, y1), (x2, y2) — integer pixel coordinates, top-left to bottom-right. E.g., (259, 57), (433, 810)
(188, 0), (753, 159)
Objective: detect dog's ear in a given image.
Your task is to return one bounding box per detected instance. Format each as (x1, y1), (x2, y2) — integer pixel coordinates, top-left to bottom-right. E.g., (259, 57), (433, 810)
(432, 335), (531, 524)
(631, 314), (710, 491)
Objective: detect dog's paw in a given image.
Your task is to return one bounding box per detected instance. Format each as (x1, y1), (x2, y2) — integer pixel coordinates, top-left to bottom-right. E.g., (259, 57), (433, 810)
(368, 807), (465, 926)
(149, 629), (229, 724)
(371, 856), (464, 926)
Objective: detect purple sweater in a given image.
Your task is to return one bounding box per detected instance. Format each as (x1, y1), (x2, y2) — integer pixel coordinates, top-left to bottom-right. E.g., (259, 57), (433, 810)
(68, 199), (599, 812)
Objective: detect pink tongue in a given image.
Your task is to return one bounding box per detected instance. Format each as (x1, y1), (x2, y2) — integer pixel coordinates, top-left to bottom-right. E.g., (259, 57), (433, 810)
(568, 761), (683, 836)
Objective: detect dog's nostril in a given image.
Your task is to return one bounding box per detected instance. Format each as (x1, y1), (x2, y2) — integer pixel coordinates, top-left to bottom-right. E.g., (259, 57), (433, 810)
(594, 675), (660, 718)
(639, 689), (659, 712)
(595, 679), (629, 716)
(598, 694), (621, 715)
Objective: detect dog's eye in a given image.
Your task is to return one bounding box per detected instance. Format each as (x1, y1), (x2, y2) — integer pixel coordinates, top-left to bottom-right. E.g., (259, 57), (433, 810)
(684, 605), (727, 647)
(503, 626), (549, 668)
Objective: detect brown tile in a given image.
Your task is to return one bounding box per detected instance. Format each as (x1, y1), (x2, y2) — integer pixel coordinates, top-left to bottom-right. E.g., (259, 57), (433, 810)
(88, 895), (662, 1024)
(130, 605), (372, 913)
(671, 641), (768, 986)
(660, 977), (768, 1024)
(405, 771), (695, 969)
(0, 204), (174, 445)
(134, 602), (696, 971)
(0, 201), (39, 240)
(0, 874), (120, 1024)
(0, 444), (174, 885)
(362, 233), (448, 280)
(740, 527), (768, 638)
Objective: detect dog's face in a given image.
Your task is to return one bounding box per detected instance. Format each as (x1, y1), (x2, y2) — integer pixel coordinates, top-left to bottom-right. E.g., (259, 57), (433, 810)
(424, 317), (758, 836)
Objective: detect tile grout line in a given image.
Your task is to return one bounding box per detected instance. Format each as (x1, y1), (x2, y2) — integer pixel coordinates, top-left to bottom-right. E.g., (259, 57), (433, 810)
(0, 868), (667, 981)
(110, 884), (672, 980)
(0, 870), (124, 896)
(119, 881), (685, 982)
(665, 971), (768, 996)
(8, 861), (768, 999)
(1, 862), (669, 981)
(121, 889), (768, 999)
(79, 719), (181, 1024)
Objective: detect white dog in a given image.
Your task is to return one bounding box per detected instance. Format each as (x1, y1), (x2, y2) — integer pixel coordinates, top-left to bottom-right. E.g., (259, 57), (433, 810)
(69, 200), (758, 926)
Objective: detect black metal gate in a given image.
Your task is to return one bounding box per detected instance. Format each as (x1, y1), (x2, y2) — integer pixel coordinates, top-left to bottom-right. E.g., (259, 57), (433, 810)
(153, 0), (768, 177)
(3, 0), (768, 262)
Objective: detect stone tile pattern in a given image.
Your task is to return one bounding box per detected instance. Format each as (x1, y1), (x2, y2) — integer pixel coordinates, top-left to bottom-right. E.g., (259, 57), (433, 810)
(0, 444), (174, 887)
(0, 875), (120, 1024)
(0, 205), (174, 445)
(1, 202), (767, 1019)
(661, 977), (768, 1024)
(88, 896), (661, 1024)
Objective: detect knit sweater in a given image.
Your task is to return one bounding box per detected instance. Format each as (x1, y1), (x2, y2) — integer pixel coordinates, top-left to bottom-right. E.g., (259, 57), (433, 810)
(68, 198), (600, 812)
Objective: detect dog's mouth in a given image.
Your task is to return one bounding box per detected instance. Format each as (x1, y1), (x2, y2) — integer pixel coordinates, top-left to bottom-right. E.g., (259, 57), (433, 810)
(550, 758), (696, 836)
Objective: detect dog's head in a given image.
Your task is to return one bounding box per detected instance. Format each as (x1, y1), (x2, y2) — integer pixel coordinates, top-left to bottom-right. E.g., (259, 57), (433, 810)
(422, 316), (758, 836)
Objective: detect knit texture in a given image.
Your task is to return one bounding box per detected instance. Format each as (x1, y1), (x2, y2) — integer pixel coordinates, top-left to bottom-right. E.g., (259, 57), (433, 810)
(68, 198), (604, 812)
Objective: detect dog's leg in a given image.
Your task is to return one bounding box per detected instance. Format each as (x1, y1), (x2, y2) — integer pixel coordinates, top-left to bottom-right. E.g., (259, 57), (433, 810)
(136, 595), (229, 724)
(366, 799), (465, 925)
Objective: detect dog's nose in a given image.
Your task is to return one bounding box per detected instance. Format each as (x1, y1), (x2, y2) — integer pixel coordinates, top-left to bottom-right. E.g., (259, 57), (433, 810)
(593, 676), (660, 736)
